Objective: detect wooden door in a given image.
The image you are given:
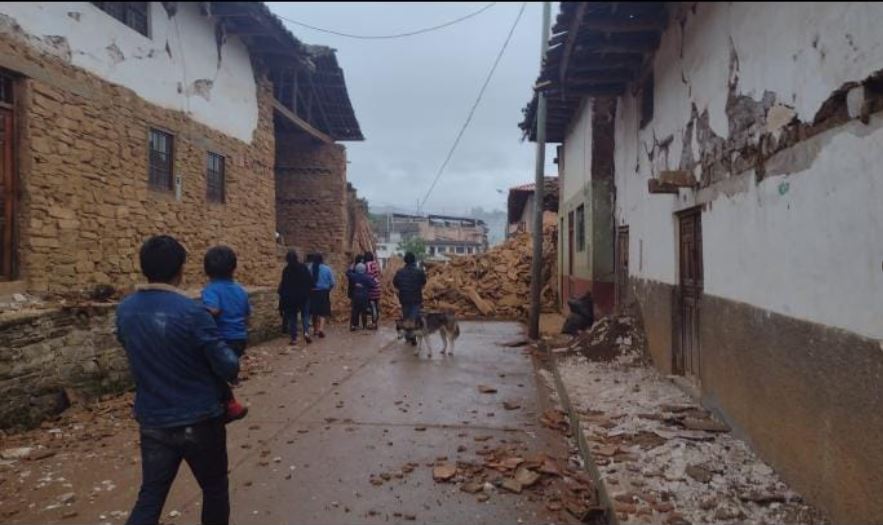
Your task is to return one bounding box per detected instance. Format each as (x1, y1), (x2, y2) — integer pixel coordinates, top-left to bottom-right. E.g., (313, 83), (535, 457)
(0, 106), (14, 280)
(615, 226), (629, 308)
(677, 210), (702, 377)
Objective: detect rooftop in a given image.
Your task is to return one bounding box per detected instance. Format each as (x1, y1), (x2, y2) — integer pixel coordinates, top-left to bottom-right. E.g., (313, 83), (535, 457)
(210, 2), (363, 142)
(518, 2), (669, 142)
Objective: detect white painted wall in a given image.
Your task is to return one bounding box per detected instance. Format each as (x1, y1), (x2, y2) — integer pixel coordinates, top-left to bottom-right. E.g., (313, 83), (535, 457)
(612, 2), (883, 339)
(561, 98), (591, 203)
(0, 2), (258, 142)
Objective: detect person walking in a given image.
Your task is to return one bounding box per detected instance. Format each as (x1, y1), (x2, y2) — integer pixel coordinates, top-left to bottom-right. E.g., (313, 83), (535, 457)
(117, 235), (239, 525)
(278, 250), (314, 346)
(364, 251), (381, 329)
(309, 253), (335, 338)
(393, 251), (426, 345)
(346, 262), (376, 331)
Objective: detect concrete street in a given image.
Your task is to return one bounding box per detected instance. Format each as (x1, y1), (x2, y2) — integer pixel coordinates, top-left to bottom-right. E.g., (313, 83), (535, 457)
(0, 322), (581, 524)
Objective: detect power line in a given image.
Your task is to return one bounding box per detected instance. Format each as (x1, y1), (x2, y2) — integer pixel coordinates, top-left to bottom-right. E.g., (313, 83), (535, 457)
(419, 2), (527, 211)
(275, 3), (497, 40)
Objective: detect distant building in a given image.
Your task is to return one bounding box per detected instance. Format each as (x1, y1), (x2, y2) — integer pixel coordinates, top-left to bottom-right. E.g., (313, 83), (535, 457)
(506, 177), (559, 237)
(374, 212), (488, 268)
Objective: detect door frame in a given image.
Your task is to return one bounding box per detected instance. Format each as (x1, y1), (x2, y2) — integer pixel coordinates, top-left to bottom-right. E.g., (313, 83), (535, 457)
(675, 207), (703, 378)
(567, 210), (575, 277)
(0, 71), (16, 281)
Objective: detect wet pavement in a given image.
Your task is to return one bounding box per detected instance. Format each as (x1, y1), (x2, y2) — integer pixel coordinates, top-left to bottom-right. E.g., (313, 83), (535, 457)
(1, 322), (579, 524)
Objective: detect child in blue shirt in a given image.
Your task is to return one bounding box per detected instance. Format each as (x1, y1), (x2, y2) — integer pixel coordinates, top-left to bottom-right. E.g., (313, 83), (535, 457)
(202, 245), (251, 422)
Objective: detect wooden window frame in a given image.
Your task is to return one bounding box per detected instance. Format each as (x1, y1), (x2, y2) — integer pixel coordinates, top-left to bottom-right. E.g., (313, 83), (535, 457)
(206, 151), (225, 204)
(92, 2), (150, 37)
(148, 128), (174, 192)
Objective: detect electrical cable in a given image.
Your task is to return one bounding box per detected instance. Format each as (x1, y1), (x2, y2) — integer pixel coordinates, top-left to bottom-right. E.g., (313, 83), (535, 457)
(275, 3), (496, 40)
(419, 2), (527, 211)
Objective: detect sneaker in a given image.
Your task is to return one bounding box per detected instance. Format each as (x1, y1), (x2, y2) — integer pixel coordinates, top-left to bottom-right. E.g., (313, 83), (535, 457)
(305, 334), (313, 344)
(350, 326), (358, 332)
(317, 331), (326, 339)
(289, 339), (298, 346)
(225, 399), (249, 423)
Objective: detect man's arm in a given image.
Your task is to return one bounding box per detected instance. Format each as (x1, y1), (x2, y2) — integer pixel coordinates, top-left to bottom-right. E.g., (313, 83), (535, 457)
(192, 307), (239, 383)
(393, 270), (401, 290)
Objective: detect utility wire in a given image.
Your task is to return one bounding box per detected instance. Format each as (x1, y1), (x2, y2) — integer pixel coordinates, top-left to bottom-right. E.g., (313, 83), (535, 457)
(275, 3), (496, 40)
(419, 2), (527, 211)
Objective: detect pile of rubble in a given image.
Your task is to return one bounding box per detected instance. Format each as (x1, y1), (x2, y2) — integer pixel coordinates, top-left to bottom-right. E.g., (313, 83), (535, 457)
(562, 315), (649, 366)
(427, 437), (603, 522)
(379, 224), (558, 320)
(546, 316), (828, 525)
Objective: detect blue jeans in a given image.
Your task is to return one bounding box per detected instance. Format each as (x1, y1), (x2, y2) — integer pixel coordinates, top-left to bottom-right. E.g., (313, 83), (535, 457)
(127, 418), (229, 525)
(284, 302), (310, 339)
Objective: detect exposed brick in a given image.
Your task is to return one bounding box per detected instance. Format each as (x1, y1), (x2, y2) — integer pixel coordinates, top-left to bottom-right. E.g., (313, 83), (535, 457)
(0, 31), (280, 292)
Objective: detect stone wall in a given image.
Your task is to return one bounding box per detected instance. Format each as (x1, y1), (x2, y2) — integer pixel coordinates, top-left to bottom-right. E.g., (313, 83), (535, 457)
(275, 133), (348, 268)
(0, 30), (281, 293)
(0, 287), (282, 430)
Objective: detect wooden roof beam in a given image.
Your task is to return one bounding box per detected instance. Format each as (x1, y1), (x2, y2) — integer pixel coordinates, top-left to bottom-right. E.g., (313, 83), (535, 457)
(273, 99), (333, 144)
(573, 39), (658, 54)
(558, 2), (589, 85)
(568, 69), (635, 84)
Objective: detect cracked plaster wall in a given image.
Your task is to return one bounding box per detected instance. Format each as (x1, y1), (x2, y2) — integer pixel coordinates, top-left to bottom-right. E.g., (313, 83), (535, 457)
(609, 1), (883, 340)
(0, 2), (258, 142)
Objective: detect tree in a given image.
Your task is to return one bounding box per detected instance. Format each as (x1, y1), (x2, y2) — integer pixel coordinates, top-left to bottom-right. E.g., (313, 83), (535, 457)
(397, 237), (427, 261)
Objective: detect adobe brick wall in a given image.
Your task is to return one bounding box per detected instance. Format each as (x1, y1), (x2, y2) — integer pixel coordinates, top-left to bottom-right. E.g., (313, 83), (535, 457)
(0, 32), (281, 293)
(275, 133), (348, 268)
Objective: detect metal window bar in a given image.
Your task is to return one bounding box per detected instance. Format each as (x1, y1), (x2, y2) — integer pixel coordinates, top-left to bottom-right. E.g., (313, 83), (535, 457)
(148, 129), (173, 191)
(206, 152), (225, 203)
(92, 2), (149, 37)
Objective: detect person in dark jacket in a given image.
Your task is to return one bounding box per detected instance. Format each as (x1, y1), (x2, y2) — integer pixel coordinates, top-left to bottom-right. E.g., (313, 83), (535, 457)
(346, 262), (376, 331)
(116, 235), (239, 525)
(393, 252), (427, 343)
(278, 250), (315, 346)
(346, 254), (365, 300)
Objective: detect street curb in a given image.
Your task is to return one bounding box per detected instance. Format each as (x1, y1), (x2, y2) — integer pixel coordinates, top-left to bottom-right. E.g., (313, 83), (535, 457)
(544, 342), (619, 525)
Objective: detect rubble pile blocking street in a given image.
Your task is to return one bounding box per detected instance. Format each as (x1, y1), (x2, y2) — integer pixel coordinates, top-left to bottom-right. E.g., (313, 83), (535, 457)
(379, 224), (558, 320)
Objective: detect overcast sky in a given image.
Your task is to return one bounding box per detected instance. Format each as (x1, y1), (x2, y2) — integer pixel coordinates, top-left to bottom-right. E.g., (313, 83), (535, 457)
(268, 2), (557, 216)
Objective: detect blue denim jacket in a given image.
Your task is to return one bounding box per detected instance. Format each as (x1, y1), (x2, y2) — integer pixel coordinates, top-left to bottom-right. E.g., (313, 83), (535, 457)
(116, 284), (240, 429)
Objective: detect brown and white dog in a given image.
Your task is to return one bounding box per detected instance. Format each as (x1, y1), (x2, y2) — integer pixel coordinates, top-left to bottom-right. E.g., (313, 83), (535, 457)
(396, 312), (460, 357)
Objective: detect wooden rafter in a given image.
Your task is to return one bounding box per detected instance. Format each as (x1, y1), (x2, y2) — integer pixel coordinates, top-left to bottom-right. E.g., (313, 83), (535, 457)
(273, 99), (332, 144)
(559, 2), (589, 85)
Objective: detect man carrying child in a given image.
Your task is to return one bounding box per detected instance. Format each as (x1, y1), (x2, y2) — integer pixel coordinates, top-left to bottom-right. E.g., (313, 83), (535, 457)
(117, 235), (239, 525)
